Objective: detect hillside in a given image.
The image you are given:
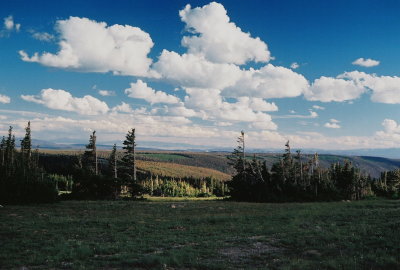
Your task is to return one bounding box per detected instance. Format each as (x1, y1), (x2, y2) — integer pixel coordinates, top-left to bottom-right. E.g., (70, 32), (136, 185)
(38, 150), (400, 179)
(136, 151), (400, 178)
(136, 160), (231, 181)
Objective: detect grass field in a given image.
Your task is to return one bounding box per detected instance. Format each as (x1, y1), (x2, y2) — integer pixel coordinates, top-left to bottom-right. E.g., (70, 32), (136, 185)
(1, 199), (399, 269)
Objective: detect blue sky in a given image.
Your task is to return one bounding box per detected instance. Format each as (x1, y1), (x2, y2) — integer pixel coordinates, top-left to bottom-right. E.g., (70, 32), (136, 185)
(1, 0), (400, 150)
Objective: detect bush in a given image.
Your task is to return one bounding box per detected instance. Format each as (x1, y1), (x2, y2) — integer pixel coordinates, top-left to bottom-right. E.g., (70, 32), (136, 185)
(71, 171), (122, 200)
(0, 174), (58, 204)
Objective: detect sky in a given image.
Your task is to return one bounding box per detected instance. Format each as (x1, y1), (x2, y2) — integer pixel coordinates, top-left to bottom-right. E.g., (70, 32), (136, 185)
(1, 0), (400, 150)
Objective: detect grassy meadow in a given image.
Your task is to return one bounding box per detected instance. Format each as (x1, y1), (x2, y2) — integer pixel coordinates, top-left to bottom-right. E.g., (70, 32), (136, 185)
(1, 198), (399, 269)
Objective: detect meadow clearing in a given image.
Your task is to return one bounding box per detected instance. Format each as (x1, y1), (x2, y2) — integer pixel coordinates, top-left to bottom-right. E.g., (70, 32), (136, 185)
(1, 198), (399, 269)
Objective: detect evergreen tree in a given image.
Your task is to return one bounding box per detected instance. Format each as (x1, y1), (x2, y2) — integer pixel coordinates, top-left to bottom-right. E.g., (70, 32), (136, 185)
(227, 130), (246, 175)
(83, 131), (98, 175)
(20, 121), (32, 171)
(121, 128), (137, 182)
(109, 143), (118, 179)
(0, 136), (5, 166)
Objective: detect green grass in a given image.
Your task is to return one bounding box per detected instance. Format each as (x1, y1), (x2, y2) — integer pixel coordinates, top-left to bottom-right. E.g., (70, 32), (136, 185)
(1, 199), (399, 269)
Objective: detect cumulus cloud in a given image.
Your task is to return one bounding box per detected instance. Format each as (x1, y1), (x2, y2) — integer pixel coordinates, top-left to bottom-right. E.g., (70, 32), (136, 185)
(0, 94), (11, 104)
(19, 17), (155, 76)
(153, 50), (241, 89)
(111, 102), (134, 113)
(324, 119), (341, 129)
(375, 119), (400, 144)
(183, 87), (277, 130)
(238, 97), (278, 112)
(290, 62), (299, 69)
(21, 88), (109, 115)
(224, 64), (309, 99)
(161, 102), (198, 118)
(125, 80), (180, 104)
(339, 71), (400, 104)
(352, 58), (380, 67)
(179, 2), (270, 65)
(305, 76), (365, 102)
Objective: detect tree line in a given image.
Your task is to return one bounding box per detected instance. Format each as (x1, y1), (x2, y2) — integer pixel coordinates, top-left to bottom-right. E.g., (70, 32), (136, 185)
(227, 131), (400, 202)
(0, 123), (226, 203)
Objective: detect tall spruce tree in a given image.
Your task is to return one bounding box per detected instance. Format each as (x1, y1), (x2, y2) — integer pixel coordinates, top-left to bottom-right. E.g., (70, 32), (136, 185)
(20, 121), (32, 170)
(0, 136), (5, 166)
(121, 128), (137, 182)
(109, 143), (118, 179)
(83, 131), (98, 175)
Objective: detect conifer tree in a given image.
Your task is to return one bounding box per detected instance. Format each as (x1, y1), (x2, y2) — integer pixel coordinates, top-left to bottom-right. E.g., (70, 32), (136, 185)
(83, 131), (98, 175)
(20, 121), (32, 170)
(0, 136), (5, 166)
(228, 130), (246, 175)
(121, 128), (137, 182)
(109, 143), (118, 179)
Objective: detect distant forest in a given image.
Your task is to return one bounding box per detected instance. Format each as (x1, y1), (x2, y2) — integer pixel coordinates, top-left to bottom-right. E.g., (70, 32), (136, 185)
(1, 122), (399, 204)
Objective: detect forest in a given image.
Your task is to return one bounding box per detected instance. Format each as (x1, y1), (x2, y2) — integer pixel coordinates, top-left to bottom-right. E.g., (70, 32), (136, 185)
(1, 122), (400, 204)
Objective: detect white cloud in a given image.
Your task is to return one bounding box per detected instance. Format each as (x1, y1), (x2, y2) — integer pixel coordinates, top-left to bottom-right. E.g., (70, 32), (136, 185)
(21, 88), (109, 115)
(111, 102), (134, 113)
(19, 17), (155, 76)
(4, 16), (14, 30)
(375, 119), (400, 144)
(340, 71), (400, 104)
(32, 32), (54, 42)
(352, 58), (380, 67)
(0, 94), (11, 104)
(1, 15), (20, 36)
(98, 90), (116, 96)
(215, 121), (232, 127)
(312, 105), (325, 110)
(125, 80), (180, 104)
(290, 62), (299, 69)
(153, 50), (241, 89)
(4, 15), (20, 31)
(274, 110), (318, 119)
(179, 2), (270, 65)
(305, 76), (365, 102)
(324, 119), (341, 129)
(183, 87), (277, 130)
(224, 64), (309, 99)
(162, 102), (198, 118)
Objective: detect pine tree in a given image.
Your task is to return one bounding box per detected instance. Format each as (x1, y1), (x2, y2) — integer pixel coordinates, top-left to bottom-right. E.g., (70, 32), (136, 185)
(83, 131), (98, 175)
(109, 143), (118, 179)
(227, 130), (246, 175)
(20, 121), (32, 170)
(0, 136), (5, 166)
(121, 128), (137, 182)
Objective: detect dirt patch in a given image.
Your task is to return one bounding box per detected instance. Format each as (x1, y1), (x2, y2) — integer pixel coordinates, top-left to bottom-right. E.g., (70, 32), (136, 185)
(220, 241), (282, 263)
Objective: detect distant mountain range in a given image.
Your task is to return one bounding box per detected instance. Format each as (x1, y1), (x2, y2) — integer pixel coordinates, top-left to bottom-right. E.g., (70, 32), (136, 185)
(27, 138), (400, 159)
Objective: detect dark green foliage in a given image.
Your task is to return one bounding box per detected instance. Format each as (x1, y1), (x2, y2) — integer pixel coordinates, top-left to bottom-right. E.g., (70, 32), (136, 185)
(83, 131), (98, 175)
(0, 123), (58, 204)
(109, 143), (118, 178)
(228, 135), (373, 202)
(0, 173), (58, 204)
(372, 169), (400, 198)
(70, 170), (121, 200)
(120, 128), (139, 196)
